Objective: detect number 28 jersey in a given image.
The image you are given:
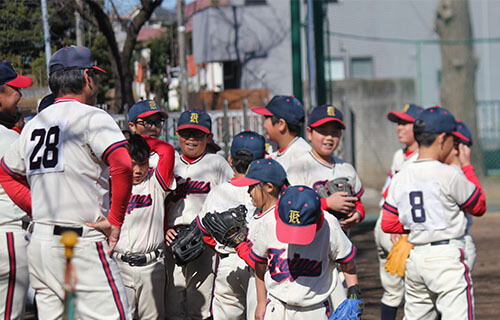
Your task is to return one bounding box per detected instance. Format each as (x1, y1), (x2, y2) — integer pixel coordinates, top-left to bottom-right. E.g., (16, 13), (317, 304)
(384, 159), (480, 244)
(2, 99), (127, 226)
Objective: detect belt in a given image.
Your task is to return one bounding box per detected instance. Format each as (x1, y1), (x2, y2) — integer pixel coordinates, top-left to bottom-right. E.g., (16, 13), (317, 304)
(430, 240), (450, 246)
(114, 249), (163, 267)
(53, 225), (83, 237)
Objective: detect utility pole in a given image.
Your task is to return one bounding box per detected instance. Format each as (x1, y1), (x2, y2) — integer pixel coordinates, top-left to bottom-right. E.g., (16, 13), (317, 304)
(176, 0), (188, 111)
(290, 0), (303, 103)
(41, 0), (51, 78)
(306, 0), (316, 112)
(75, 0), (84, 46)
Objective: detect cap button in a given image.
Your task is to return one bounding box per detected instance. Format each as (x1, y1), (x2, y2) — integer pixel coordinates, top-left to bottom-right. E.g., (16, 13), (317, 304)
(298, 187), (304, 191)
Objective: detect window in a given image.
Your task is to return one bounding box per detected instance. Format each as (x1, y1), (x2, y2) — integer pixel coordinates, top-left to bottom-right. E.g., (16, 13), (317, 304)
(325, 58), (345, 81)
(223, 61), (241, 89)
(350, 57), (373, 79)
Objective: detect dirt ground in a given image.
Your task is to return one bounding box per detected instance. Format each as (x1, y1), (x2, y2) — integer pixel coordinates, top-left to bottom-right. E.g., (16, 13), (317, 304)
(351, 212), (500, 320)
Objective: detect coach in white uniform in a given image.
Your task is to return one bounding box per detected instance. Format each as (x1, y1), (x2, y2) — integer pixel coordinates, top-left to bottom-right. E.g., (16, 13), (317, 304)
(0, 46), (133, 319)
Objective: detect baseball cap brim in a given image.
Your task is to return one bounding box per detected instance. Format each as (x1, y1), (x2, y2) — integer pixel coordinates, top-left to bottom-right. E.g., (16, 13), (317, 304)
(92, 66), (107, 73)
(230, 176), (261, 187)
(136, 110), (168, 119)
(6, 74), (32, 88)
(251, 106), (273, 116)
(310, 117), (346, 129)
(452, 131), (470, 143)
(177, 124), (211, 134)
(387, 111), (415, 123)
(275, 207), (316, 245)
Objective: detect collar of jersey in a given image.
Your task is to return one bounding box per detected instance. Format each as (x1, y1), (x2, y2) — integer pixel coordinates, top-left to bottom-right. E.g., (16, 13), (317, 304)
(54, 96), (84, 104)
(309, 151), (334, 169)
(255, 204), (276, 219)
(277, 136), (299, 155)
(404, 148), (417, 158)
(181, 153), (206, 164)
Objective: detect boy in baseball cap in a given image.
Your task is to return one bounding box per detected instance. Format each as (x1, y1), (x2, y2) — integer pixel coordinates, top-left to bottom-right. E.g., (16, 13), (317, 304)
(128, 99), (168, 139)
(0, 60), (32, 128)
(250, 185), (361, 319)
(382, 106), (486, 319)
(251, 95), (310, 171)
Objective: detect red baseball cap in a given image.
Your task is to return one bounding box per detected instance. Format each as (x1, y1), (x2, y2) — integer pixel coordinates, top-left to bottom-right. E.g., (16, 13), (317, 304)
(0, 60), (32, 88)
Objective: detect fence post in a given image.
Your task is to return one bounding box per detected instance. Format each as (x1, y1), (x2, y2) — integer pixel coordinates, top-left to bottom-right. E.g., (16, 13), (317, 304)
(243, 98), (249, 130)
(223, 99), (230, 159)
(202, 100), (208, 113)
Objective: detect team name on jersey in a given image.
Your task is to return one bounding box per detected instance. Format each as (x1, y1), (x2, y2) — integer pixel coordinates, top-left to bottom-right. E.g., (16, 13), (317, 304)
(268, 248), (322, 282)
(170, 177), (211, 202)
(126, 194), (152, 214)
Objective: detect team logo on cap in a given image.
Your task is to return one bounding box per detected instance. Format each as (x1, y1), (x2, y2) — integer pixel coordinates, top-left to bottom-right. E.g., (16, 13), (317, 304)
(190, 113), (199, 123)
(289, 210), (301, 224)
(327, 106), (336, 117)
(402, 104), (410, 112)
(149, 100), (158, 110)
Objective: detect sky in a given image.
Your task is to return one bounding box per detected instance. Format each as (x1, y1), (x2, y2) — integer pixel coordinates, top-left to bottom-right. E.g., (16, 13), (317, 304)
(110, 0), (177, 14)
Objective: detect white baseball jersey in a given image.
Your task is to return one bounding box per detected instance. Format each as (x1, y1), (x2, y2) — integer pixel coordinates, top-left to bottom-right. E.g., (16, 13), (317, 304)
(250, 213), (355, 307)
(2, 99), (126, 226)
(384, 159), (480, 244)
(166, 152), (233, 226)
(269, 137), (311, 172)
(199, 180), (255, 254)
(0, 126), (27, 224)
(287, 151), (364, 198)
(115, 169), (175, 254)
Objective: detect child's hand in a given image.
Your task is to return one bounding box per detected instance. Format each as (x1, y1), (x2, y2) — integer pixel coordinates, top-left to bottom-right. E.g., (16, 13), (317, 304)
(254, 303), (266, 320)
(165, 228), (178, 246)
(326, 192), (357, 214)
(458, 143), (472, 167)
(340, 210), (362, 229)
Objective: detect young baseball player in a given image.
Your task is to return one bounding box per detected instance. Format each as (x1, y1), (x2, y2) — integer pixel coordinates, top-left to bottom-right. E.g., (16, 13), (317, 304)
(382, 106), (486, 320)
(164, 108), (233, 319)
(287, 104), (365, 228)
(195, 131), (266, 320)
(0, 59), (32, 319)
(128, 99), (167, 139)
(248, 185), (360, 320)
(114, 134), (175, 319)
(251, 95), (311, 171)
(0, 46), (133, 319)
(373, 103), (423, 320)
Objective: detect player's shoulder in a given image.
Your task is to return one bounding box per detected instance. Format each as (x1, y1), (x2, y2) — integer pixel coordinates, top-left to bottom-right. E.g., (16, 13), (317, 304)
(293, 136), (312, 151)
(0, 125), (19, 141)
(287, 151), (314, 169)
(333, 156), (356, 172)
(201, 152), (227, 164)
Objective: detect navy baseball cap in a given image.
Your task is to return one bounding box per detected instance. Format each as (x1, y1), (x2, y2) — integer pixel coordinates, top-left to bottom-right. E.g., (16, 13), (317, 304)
(453, 120), (472, 146)
(0, 60), (32, 88)
(251, 95), (305, 126)
(231, 159), (287, 187)
(415, 106), (457, 134)
(308, 104), (345, 129)
(387, 104), (423, 123)
(49, 46), (106, 75)
(128, 99), (167, 122)
(275, 185), (322, 245)
(231, 131), (266, 160)
(177, 108), (212, 134)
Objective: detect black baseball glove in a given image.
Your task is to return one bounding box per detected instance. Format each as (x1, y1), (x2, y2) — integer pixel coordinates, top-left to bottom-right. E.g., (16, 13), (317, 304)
(170, 220), (206, 266)
(316, 177), (353, 220)
(201, 205), (248, 248)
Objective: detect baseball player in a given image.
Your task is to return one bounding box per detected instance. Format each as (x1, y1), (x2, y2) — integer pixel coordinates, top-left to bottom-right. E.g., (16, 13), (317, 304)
(251, 95), (311, 171)
(373, 103), (423, 320)
(195, 131), (266, 320)
(0, 59), (32, 319)
(382, 106), (486, 320)
(114, 134), (175, 319)
(0, 46), (133, 319)
(249, 185), (360, 320)
(164, 108), (233, 319)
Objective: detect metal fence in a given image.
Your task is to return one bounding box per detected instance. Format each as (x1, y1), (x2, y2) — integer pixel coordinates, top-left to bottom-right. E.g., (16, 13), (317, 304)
(477, 101), (500, 175)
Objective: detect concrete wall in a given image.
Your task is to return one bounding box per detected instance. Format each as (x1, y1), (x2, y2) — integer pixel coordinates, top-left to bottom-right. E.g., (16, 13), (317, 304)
(330, 78), (416, 189)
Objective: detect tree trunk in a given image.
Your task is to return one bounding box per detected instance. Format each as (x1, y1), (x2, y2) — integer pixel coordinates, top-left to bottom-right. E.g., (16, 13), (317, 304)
(435, 0), (484, 176)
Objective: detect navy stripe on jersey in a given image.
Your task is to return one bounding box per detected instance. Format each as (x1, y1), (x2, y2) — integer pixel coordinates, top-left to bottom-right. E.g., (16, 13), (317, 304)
(96, 242), (126, 320)
(336, 245), (357, 264)
(154, 167), (171, 191)
(102, 140), (128, 164)
(195, 216), (210, 236)
(1, 158), (25, 181)
(459, 249), (474, 320)
(460, 186), (480, 209)
(354, 186), (365, 198)
(250, 249), (267, 265)
(383, 202), (399, 215)
(5, 232), (16, 320)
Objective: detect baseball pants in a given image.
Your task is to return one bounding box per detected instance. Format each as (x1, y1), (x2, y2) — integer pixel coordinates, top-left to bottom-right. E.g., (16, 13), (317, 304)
(246, 272), (257, 320)
(264, 294), (332, 320)
(404, 238), (474, 320)
(29, 223), (131, 320)
(211, 252), (250, 320)
(373, 214), (405, 307)
(116, 255), (166, 319)
(164, 245), (215, 320)
(464, 232), (476, 271)
(0, 223), (29, 320)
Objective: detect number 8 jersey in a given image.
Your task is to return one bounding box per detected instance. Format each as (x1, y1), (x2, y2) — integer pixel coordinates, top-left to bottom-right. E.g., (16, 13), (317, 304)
(2, 98), (127, 225)
(383, 159), (482, 244)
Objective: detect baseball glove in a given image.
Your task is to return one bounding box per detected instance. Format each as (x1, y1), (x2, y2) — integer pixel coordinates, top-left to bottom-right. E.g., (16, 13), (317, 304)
(316, 177), (353, 220)
(329, 285), (364, 320)
(170, 220), (206, 266)
(201, 205), (248, 248)
(385, 235), (413, 277)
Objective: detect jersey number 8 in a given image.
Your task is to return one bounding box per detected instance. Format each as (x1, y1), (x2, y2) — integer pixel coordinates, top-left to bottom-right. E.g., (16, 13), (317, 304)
(29, 126), (60, 170)
(409, 191), (426, 223)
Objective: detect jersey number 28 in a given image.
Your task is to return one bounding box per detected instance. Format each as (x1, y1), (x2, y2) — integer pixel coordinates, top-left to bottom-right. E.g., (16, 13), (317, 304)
(29, 126), (60, 170)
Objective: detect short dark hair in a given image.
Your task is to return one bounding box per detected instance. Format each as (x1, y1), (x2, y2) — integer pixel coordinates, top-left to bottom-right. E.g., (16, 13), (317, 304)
(127, 134), (150, 163)
(49, 68), (96, 96)
(413, 119), (440, 147)
(232, 149), (255, 174)
(270, 115), (302, 135)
